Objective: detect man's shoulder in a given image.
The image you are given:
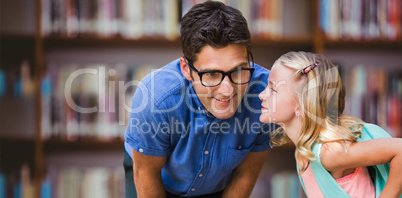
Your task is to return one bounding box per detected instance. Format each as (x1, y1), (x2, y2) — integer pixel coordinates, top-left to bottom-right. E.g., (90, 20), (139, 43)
(139, 59), (188, 105)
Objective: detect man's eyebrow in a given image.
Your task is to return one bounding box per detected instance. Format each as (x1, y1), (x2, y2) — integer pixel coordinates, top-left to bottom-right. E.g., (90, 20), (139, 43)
(230, 62), (249, 70)
(198, 61), (249, 72)
(223, 62), (250, 71)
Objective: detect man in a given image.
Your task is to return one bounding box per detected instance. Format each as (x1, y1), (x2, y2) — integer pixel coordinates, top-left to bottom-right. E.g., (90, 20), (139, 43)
(124, 1), (273, 197)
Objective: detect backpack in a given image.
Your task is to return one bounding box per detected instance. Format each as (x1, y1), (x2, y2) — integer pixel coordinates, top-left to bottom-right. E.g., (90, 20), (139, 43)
(297, 123), (402, 198)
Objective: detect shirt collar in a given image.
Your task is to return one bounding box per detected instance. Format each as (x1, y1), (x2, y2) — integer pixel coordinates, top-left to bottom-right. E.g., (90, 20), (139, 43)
(188, 82), (216, 119)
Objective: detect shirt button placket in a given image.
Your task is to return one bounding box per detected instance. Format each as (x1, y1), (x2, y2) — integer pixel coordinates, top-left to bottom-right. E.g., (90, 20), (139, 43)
(193, 121), (215, 195)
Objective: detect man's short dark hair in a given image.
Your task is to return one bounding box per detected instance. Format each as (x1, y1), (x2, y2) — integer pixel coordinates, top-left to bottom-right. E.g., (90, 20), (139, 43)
(180, 1), (251, 63)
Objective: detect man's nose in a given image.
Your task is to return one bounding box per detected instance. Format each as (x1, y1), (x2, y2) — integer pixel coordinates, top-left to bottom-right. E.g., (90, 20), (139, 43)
(217, 76), (234, 95)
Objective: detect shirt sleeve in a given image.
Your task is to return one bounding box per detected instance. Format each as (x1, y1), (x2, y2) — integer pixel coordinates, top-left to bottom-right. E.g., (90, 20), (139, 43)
(250, 123), (274, 152)
(124, 82), (171, 157)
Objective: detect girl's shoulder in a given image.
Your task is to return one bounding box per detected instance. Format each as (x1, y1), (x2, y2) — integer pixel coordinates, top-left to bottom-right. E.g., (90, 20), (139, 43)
(319, 123), (388, 152)
(320, 141), (353, 172)
(319, 123), (392, 173)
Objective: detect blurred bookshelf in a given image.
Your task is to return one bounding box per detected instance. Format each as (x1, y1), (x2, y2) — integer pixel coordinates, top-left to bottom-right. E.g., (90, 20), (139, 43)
(0, 0), (401, 197)
(43, 36), (182, 48)
(324, 39), (402, 49)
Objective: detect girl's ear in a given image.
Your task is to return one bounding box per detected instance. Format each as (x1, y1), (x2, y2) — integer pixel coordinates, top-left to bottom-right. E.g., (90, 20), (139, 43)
(180, 57), (192, 81)
(295, 106), (301, 117)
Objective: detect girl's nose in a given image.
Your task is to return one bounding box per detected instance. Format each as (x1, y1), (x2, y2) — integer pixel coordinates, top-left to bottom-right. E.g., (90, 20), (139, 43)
(259, 88), (269, 101)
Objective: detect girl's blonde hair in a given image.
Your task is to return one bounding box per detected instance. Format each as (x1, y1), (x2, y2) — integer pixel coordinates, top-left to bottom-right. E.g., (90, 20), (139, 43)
(269, 51), (364, 174)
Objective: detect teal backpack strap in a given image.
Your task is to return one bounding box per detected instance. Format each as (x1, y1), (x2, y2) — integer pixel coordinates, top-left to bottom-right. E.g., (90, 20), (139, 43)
(309, 143), (351, 198)
(358, 123), (402, 198)
(358, 123), (391, 141)
(296, 144), (350, 197)
(305, 123), (400, 198)
(296, 165), (307, 197)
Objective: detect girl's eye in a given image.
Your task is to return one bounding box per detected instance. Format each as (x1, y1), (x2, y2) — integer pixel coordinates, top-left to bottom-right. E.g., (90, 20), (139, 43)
(271, 87), (277, 93)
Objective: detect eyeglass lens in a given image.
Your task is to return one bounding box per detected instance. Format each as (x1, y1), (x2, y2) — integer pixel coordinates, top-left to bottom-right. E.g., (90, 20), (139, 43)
(201, 69), (252, 86)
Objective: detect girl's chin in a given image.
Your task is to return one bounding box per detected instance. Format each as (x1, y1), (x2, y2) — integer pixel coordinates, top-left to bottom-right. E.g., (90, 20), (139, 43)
(260, 114), (283, 124)
(259, 116), (274, 123)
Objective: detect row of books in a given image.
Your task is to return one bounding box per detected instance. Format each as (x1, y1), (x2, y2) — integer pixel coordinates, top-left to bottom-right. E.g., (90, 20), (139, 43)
(41, 0), (294, 40)
(1, 167), (302, 198)
(0, 59), (35, 98)
(342, 66), (402, 137)
(247, 0), (284, 39)
(0, 59), (36, 139)
(0, 167), (305, 198)
(39, 63), (402, 140)
(41, 167), (124, 198)
(41, 0), (179, 39)
(0, 164), (34, 198)
(191, 0), (285, 39)
(40, 63), (158, 141)
(320, 0), (402, 40)
(252, 170), (304, 198)
(271, 172), (302, 198)
(0, 173), (4, 198)
(3, 61), (401, 139)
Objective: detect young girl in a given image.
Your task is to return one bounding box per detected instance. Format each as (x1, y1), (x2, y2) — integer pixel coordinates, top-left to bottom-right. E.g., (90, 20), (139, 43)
(259, 51), (402, 198)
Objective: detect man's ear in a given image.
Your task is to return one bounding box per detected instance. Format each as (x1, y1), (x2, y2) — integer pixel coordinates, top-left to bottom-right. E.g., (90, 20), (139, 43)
(180, 57), (192, 81)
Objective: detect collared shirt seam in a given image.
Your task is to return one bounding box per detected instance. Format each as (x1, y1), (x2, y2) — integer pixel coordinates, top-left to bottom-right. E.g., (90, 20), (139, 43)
(141, 79), (182, 130)
(126, 136), (169, 155)
(154, 82), (185, 105)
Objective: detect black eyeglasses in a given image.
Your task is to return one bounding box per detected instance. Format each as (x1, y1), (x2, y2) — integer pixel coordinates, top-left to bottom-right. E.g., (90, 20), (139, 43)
(185, 52), (255, 87)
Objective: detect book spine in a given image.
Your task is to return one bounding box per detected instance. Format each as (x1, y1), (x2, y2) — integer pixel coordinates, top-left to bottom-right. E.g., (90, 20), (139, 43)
(0, 173), (5, 198)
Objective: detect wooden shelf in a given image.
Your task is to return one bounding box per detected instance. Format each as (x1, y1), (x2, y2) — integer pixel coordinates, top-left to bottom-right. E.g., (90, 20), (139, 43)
(0, 33), (35, 40)
(43, 138), (124, 153)
(0, 34), (36, 50)
(0, 136), (35, 145)
(252, 36), (313, 48)
(43, 35), (181, 49)
(40, 35), (317, 49)
(324, 38), (402, 50)
(0, 137), (35, 171)
(0, 34), (36, 66)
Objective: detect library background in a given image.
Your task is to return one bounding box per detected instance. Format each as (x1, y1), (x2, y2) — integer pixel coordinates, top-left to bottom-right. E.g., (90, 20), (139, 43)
(0, 0), (401, 197)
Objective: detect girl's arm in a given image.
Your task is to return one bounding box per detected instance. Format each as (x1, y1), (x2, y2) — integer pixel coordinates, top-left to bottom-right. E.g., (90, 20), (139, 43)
(320, 138), (402, 197)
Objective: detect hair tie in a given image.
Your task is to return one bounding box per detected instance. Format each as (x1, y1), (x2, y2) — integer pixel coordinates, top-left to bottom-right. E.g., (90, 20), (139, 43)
(301, 63), (317, 74)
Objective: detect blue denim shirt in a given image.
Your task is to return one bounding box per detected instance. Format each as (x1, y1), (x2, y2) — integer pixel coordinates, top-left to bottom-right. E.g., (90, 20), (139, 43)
(124, 58), (274, 196)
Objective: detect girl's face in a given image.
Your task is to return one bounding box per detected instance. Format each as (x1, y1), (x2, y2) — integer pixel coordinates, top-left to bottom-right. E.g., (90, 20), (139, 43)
(259, 63), (299, 125)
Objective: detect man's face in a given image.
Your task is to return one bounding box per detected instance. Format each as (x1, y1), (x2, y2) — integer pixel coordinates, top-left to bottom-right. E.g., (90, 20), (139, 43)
(181, 44), (250, 119)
